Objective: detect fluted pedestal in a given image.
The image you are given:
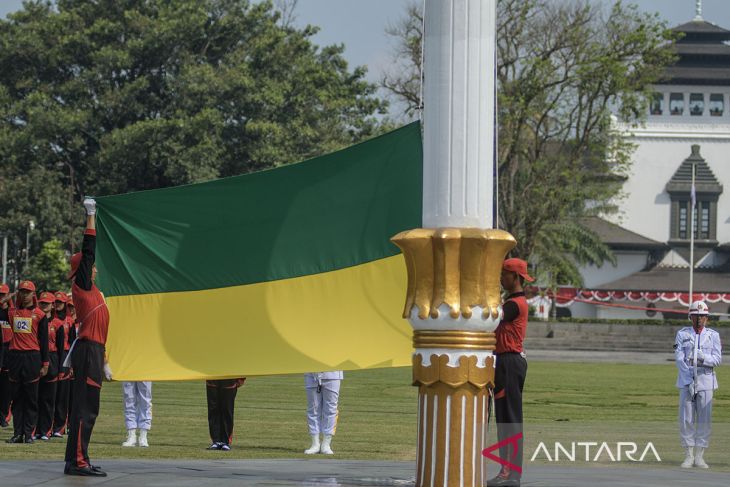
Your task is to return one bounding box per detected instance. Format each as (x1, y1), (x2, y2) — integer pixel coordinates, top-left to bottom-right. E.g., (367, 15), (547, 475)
(392, 228), (515, 487)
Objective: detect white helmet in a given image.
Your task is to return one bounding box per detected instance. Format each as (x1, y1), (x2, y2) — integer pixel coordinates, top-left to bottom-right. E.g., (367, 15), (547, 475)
(688, 300), (710, 317)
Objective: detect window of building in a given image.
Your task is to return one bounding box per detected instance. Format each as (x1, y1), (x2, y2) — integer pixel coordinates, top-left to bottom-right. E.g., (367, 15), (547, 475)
(690, 94), (704, 116)
(709, 94), (724, 116)
(677, 200), (710, 240)
(670, 93), (684, 115)
(650, 93), (663, 115)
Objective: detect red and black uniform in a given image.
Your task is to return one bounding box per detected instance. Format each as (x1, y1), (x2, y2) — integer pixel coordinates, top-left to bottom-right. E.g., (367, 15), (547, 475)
(65, 228), (110, 470)
(37, 313), (65, 438)
(54, 310), (75, 435)
(206, 378), (245, 446)
(0, 298), (13, 425)
(8, 298), (49, 439)
(493, 291), (529, 479)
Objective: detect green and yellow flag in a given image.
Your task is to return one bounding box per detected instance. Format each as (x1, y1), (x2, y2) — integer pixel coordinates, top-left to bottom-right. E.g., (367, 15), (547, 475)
(97, 122), (421, 380)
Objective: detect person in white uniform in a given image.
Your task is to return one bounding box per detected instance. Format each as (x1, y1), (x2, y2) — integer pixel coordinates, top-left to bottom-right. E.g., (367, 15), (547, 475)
(304, 371), (343, 455)
(121, 381), (152, 447)
(674, 300), (722, 469)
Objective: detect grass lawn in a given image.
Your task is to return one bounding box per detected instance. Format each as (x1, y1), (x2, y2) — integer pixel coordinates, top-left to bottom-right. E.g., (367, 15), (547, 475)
(0, 361), (728, 471)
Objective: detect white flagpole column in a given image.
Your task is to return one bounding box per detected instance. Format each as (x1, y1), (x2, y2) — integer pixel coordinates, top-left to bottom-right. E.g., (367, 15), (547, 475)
(422, 0), (495, 228)
(392, 1), (516, 486)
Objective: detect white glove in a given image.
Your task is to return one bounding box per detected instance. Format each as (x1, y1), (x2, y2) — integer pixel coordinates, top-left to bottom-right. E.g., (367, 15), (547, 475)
(688, 382), (696, 397)
(83, 197), (97, 216)
(697, 350), (705, 363)
(103, 362), (113, 381)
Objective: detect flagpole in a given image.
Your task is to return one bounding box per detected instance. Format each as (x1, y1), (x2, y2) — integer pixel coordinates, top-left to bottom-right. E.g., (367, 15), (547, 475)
(689, 162), (696, 304)
(391, 1), (517, 485)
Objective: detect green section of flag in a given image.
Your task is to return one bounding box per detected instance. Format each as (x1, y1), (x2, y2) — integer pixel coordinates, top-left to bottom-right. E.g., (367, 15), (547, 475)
(96, 122), (422, 297)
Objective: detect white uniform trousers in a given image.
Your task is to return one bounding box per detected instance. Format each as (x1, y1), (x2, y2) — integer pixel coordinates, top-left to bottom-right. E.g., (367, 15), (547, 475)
(123, 381), (153, 431)
(306, 380), (340, 436)
(679, 386), (713, 448)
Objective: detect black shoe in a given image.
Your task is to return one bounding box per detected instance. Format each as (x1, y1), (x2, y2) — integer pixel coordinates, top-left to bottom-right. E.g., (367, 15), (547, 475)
(64, 465), (107, 477)
(6, 435), (24, 444)
(486, 473), (520, 487)
(24, 436), (34, 444)
(0, 419), (8, 428)
(207, 442), (222, 450)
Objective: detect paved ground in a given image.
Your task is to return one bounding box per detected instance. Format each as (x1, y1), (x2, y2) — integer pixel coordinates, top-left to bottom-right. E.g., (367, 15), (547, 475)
(0, 459), (728, 486)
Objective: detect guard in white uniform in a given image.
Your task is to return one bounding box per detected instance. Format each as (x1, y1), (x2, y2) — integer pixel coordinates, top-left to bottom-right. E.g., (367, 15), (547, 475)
(304, 371), (343, 455)
(674, 300), (722, 469)
(121, 381), (152, 447)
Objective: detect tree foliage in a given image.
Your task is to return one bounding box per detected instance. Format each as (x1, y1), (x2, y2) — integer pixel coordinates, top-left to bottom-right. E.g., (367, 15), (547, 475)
(27, 239), (71, 292)
(383, 0), (676, 285)
(0, 0), (387, 280)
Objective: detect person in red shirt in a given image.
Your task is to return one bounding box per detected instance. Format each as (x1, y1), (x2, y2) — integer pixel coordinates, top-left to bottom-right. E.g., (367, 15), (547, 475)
(36, 292), (64, 440)
(0, 283), (14, 428)
(64, 198), (111, 477)
(487, 258), (532, 487)
(206, 378), (246, 451)
(5, 280), (49, 444)
(53, 292), (74, 437)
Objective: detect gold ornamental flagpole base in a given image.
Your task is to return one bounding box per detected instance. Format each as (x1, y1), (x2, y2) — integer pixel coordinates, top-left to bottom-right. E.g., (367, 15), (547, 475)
(414, 350), (495, 487)
(392, 228), (515, 487)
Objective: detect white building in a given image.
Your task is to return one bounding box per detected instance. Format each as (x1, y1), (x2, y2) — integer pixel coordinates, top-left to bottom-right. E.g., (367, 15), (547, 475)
(562, 14), (730, 319)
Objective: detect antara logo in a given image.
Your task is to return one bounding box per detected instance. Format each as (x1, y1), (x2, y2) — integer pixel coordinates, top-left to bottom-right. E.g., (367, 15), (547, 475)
(482, 433), (661, 467)
(530, 441), (662, 463)
(482, 433), (524, 474)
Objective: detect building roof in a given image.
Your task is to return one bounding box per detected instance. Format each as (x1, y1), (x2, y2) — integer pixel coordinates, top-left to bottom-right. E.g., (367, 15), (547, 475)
(673, 20), (730, 39)
(595, 266), (730, 293)
(581, 217), (666, 250)
(662, 20), (730, 85)
(666, 145), (722, 195)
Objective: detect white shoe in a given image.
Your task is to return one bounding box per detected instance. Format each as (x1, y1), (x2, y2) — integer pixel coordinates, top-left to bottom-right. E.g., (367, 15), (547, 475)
(304, 434), (320, 454)
(138, 429), (149, 448)
(122, 429), (137, 447)
(320, 434), (334, 455)
(681, 446), (694, 468)
(694, 447), (709, 468)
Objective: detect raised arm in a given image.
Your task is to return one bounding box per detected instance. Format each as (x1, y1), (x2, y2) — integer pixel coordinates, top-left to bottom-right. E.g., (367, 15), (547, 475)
(75, 199), (97, 291)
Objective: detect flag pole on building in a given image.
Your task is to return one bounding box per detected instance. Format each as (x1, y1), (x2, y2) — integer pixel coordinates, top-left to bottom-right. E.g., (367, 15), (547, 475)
(689, 161), (696, 304)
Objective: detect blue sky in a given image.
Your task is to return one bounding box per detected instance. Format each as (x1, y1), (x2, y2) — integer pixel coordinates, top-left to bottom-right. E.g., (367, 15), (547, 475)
(1, 0), (728, 111)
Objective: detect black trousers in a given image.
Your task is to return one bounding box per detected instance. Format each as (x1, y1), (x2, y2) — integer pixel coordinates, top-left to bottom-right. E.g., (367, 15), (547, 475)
(37, 353), (59, 437)
(64, 340), (104, 468)
(206, 380), (238, 445)
(493, 352), (528, 477)
(8, 350), (41, 438)
(54, 350), (71, 434)
(0, 342), (11, 423)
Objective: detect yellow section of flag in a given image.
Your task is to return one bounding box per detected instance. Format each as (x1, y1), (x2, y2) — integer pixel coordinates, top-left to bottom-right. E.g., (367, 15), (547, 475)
(105, 255), (412, 381)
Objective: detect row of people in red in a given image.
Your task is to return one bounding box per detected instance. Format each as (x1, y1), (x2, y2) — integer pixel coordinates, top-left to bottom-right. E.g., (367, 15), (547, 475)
(1, 198), (111, 477)
(0, 283), (77, 443)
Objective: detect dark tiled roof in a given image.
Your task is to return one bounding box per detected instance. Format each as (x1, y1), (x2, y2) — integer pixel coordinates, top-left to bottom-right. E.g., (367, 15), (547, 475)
(662, 66), (730, 85)
(674, 43), (730, 56)
(673, 20), (730, 38)
(581, 217), (666, 250)
(661, 20), (730, 84)
(666, 145), (722, 194)
(595, 266), (730, 293)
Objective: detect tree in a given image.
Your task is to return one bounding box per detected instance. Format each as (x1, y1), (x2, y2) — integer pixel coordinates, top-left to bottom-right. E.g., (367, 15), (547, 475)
(382, 2), (423, 119)
(382, 0), (676, 285)
(0, 0), (388, 261)
(27, 239), (71, 292)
